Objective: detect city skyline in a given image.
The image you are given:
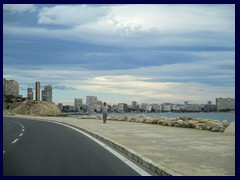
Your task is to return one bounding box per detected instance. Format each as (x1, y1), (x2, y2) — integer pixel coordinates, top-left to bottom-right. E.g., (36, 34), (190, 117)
(3, 4), (235, 105)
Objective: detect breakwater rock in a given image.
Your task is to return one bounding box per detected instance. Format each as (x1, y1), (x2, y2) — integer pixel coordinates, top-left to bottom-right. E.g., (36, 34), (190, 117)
(78, 115), (229, 132)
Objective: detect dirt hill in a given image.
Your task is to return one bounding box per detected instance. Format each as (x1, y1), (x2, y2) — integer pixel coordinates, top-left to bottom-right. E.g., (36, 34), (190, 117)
(7, 100), (62, 116)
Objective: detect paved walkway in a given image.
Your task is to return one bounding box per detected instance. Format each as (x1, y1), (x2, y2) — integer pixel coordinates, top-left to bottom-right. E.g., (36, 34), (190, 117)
(5, 115), (235, 176)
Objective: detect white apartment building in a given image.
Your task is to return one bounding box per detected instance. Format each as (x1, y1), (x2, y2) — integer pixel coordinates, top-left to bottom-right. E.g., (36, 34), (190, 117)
(3, 78), (19, 97)
(86, 96), (97, 113)
(42, 85), (52, 102)
(27, 88), (33, 100)
(216, 97), (235, 111)
(141, 103), (152, 112)
(74, 98), (83, 112)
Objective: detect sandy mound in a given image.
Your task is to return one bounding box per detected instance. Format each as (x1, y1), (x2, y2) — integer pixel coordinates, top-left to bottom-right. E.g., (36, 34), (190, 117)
(11, 100), (62, 116)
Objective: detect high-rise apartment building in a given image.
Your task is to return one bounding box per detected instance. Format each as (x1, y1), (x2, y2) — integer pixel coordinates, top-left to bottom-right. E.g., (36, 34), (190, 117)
(74, 98), (83, 111)
(42, 85), (52, 102)
(35, 82), (40, 101)
(3, 78), (19, 97)
(27, 88), (33, 100)
(216, 98), (235, 111)
(58, 103), (63, 111)
(86, 96), (97, 113)
(132, 101), (137, 111)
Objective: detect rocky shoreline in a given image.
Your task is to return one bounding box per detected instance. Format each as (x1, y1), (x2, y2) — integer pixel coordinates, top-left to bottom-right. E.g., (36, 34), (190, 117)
(78, 114), (229, 133)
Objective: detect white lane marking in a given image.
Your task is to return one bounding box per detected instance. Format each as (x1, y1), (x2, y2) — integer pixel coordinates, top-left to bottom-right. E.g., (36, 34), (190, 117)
(19, 133), (23, 137)
(3, 151), (5, 154)
(50, 121), (151, 176)
(12, 138), (19, 144)
(22, 129), (25, 132)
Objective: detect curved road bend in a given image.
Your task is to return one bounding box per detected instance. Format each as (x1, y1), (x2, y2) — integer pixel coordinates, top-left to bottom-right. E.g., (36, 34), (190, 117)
(3, 117), (145, 176)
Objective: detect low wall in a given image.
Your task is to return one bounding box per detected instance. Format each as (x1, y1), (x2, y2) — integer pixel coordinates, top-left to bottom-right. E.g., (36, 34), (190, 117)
(78, 115), (230, 133)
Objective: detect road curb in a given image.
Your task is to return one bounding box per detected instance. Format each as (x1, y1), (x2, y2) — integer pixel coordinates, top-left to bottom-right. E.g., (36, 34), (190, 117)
(58, 121), (183, 176)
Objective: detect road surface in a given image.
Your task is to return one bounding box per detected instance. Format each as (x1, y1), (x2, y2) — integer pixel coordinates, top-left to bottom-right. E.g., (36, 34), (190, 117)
(3, 117), (145, 176)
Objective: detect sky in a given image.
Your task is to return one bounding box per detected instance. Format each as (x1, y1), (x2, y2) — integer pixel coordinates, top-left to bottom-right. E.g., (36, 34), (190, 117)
(3, 4), (235, 106)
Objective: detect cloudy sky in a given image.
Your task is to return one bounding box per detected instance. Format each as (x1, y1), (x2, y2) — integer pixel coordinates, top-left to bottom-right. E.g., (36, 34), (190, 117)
(3, 4), (235, 105)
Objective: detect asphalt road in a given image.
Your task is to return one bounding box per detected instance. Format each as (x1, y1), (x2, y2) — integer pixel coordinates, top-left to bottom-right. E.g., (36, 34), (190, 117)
(3, 117), (142, 176)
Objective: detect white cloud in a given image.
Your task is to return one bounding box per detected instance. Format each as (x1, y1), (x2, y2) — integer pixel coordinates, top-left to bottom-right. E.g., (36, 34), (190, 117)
(3, 4), (235, 47)
(38, 5), (108, 25)
(107, 4), (234, 33)
(37, 4), (235, 33)
(3, 4), (36, 13)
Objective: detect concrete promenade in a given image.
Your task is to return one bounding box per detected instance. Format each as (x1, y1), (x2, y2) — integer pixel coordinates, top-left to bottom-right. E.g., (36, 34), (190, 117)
(4, 115), (235, 176)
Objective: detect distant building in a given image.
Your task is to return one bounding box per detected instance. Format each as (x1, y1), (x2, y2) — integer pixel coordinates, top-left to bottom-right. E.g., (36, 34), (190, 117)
(141, 103), (151, 112)
(151, 103), (161, 112)
(3, 78), (19, 97)
(183, 104), (201, 112)
(42, 85), (52, 102)
(74, 98), (83, 112)
(162, 103), (172, 112)
(216, 98), (235, 111)
(86, 96), (97, 113)
(62, 105), (75, 112)
(118, 103), (128, 113)
(203, 104), (216, 112)
(172, 104), (183, 112)
(27, 88), (33, 100)
(35, 82), (40, 101)
(58, 103), (63, 111)
(96, 100), (103, 112)
(132, 101), (137, 111)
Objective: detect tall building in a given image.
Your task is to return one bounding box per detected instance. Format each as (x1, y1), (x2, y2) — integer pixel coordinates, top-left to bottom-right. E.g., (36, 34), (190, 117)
(132, 101), (137, 111)
(74, 98), (83, 112)
(86, 96), (97, 113)
(27, 88), (33, 100)
(42, 85), (52, 102)
(58, 103), (63, 111)
(3, 78), (19, 97)
(35, 82), (40, 101)
(96, 100), (102, 112)
(216, 98), (235, 111)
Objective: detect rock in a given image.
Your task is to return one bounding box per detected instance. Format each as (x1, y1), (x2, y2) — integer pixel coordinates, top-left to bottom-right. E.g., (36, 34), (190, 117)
(135, 117), (144, 123)
(151, 119), (159, 124)
(175, 120), (184, 127)
(136, 114), (145, 118)
(157, 119), (164, 125)
(198, 119), (208, 123)
(211, 123), (223, 132)
(222, 120), (229, 128)
(195, 123), (207, 130)
(182, 122), (190, 128)
(189, 120), (199, 128)
(162, 119), (169, 126)
(206, 121), (217, 130)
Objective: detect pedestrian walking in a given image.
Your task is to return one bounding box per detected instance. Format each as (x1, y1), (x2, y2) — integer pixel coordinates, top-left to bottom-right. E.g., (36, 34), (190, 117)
(101, 102), (109, 124)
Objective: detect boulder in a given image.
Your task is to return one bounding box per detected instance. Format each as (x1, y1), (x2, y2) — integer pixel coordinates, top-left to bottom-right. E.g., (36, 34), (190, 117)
(222, 120), (229, 128)
(195, 123), (207, 130)
(175, 120), (184, 127)
(211, 123), (223, 132)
